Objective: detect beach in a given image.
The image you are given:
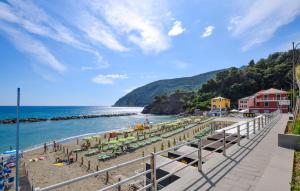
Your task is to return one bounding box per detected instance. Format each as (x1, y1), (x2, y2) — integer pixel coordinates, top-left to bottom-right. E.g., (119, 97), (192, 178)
(22, 116), (234, 191)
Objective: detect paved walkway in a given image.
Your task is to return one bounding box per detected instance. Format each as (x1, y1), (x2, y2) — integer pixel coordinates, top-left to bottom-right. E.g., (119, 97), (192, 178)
(161, 114), (293, 191)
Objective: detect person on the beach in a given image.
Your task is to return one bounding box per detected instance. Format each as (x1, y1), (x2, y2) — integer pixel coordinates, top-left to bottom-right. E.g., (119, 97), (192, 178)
(53, 141), (57, 152)
(43, 143), (48, 153)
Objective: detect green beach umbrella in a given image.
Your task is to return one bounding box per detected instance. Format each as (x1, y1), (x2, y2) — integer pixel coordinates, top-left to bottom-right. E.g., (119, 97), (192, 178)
(118, 138), (127, 142)
(108, 140), (119, 144)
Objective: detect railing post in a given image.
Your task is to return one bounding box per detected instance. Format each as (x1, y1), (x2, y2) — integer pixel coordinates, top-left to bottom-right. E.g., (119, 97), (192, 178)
(150, 153), (157, 191)
(247, 122), (249, 139)
(265, 115), (267, 126)
(237, 125), (240, 146)
(223, 130), (226, 156)
(253, 119), (256, 134)
(258, 117), (261, 131)
(198, 138), (202, 172)
(262, 116), (264, 128)
(210, 124), (213, 135)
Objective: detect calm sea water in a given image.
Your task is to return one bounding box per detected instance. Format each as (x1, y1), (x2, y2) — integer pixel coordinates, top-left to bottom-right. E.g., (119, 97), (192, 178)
(0, 106), (176, 153)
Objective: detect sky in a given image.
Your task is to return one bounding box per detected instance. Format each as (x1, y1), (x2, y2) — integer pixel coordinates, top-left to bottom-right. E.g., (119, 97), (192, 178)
(0, 0), (300, 106)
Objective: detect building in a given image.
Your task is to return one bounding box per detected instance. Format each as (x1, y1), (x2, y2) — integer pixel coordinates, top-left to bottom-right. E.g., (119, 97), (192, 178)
(249, 88), (289, 113)
(238, 96), (255, 110)
(210, 97), (230, 116)
(211, 96), (230, 109)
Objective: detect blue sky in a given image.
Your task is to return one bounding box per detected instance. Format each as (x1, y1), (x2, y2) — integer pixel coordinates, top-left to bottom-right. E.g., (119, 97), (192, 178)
(1, 0), (300, 106)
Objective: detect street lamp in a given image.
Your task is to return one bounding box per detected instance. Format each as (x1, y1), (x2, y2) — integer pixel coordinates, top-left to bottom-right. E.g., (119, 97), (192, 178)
(292, 42), (300, 114)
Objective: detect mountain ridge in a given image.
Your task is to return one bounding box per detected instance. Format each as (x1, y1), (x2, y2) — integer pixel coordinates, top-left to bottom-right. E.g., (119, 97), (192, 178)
(114, 69), (223, 107)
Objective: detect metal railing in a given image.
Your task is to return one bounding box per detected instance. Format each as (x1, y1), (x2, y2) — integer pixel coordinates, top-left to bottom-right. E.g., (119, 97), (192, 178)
(34, 111), (280, 191)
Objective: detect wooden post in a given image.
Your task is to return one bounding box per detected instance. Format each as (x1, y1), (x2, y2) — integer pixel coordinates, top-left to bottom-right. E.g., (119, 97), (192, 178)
(153, 147), (156, 153)
(118, 177), (121, 191)
(96, 165), (99, 171)
(77, 138), (79, 145)
(87, 160), (90, 171)
(63, 147), (65, 153)
(75, 152), (78, 161)
(161, 143), (164, 151)
(105, 171), (109, 184)
(81, 156), (83, 166)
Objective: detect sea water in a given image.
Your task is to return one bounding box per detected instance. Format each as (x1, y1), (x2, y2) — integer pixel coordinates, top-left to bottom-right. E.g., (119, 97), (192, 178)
(0, 106), (176, 153)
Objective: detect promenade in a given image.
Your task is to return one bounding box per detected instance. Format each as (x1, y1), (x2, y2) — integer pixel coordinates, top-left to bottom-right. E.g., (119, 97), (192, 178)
(161, 114), (293, 191)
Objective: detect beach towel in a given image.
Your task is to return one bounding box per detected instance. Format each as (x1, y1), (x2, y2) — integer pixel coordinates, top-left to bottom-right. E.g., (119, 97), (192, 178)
(53, 163), (64, 167)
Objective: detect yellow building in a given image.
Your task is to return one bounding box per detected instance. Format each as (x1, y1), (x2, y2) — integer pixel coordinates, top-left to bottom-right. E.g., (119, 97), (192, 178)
(211, 96), (230, 110)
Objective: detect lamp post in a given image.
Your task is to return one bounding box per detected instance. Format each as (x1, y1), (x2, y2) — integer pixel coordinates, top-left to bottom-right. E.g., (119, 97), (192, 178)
(16, 88), (20, 191)
(292, 42), (300, 114)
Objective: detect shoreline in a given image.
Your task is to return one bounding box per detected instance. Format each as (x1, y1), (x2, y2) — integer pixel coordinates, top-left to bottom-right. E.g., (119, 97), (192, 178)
(22, 127), (129, 153)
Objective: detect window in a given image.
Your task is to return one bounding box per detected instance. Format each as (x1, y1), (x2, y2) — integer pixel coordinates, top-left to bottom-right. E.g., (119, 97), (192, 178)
(264, 95), (268, 100)
(264, 102), (269, 107)
(276, 94), (280, 100)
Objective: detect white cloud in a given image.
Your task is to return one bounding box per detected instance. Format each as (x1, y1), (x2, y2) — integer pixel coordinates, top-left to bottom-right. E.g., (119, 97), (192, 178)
(1, 24), (66, 73)
(0, 0), (107, 69)
(92, 74), (128, 85)
(201, 25), (214, 38)
(91, 0), (171, 53)
(228, 0), (300, 50)
(168, 21), (185, 36)
(74, 12), (128, 52)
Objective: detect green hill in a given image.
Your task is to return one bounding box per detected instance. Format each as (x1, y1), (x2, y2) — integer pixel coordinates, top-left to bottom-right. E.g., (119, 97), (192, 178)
(143, 49), (298, 114)
(114, 70), (223, 106)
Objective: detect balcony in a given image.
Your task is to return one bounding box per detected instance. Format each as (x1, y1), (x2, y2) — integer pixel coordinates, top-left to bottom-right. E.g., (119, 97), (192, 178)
(255, 97), (289, 102)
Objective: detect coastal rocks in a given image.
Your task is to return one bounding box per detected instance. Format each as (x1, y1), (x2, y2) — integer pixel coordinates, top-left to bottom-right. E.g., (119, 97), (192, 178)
(0, 113), (137, 124)
(142, 92), (195, 115)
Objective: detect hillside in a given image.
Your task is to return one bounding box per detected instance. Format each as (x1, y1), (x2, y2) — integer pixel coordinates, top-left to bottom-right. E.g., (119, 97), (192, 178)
(143, 49), (298, 114)
(114, 70), (222, 106)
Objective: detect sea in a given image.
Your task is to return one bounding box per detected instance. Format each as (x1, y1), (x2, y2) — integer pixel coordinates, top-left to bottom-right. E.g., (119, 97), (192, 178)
(0, 106), (177, 153)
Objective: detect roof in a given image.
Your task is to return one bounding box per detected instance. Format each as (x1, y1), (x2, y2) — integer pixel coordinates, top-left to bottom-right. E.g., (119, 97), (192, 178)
(212, 96), (230, 100)
(239, 95), (255, 100)
(256, 88), (287, 95)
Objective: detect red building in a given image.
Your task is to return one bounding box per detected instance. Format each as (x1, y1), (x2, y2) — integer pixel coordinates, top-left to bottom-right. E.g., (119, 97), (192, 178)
(249, 88), (290, 113)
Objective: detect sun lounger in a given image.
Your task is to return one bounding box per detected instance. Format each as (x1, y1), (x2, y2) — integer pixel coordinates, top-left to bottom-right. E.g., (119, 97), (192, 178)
(98, 154), (111, 161)
(73, 148), (83, 153)
(84, 149), (98, 157)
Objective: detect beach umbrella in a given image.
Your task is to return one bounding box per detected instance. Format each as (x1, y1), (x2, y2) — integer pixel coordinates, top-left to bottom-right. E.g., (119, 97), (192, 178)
(124, 129), (134, 133)
(83, 137), (92, 141)
(108, 140), (119, 145)
(118, 138), (127, 142)
(92, 135), (101, 139)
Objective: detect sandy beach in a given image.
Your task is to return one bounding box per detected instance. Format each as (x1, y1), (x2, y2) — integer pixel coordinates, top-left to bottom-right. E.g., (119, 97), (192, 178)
(22, 117), (234, 191)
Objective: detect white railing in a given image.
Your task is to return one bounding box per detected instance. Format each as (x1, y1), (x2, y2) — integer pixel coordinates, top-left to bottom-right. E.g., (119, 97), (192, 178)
(256, 97), (289, 102)
(34, 111), (280, 191)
